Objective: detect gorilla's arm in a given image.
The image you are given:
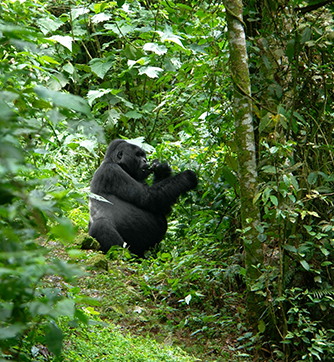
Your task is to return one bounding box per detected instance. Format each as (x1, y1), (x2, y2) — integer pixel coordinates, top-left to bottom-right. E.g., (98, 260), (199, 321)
(90, 162), (197, 215)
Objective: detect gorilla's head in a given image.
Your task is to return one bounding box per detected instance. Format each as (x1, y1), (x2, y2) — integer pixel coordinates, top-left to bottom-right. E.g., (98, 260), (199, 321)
(105, 139), (151, 182)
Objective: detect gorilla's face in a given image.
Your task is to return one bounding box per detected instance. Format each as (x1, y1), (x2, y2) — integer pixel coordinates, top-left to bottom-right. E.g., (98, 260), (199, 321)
(113, 142), (151, 182)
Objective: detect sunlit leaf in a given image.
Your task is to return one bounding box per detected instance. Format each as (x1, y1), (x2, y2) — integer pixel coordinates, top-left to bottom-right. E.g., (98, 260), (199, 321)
(143, 43), (168, 55)
(138, 66), (163, 78)
(157, 26), (185, 48)
(91, 13), (112, 24)
(300, 260), (310, 271)
(49, 35), (73, 51)
(185, 294), (192, 305)
(38, 17), (63, 35)
(71, 6), (90, 20)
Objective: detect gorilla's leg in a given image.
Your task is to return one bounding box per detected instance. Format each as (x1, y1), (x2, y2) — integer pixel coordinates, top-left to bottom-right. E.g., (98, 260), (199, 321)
(89, 219), (125, 253)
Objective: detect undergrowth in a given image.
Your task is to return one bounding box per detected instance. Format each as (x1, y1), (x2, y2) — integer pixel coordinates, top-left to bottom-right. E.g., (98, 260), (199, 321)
(42, 235), (250, 362)
(60, 317), (198, 362)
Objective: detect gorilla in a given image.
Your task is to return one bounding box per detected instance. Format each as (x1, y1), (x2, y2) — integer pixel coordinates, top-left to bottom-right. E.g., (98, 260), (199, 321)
(88, 139), (197, 257)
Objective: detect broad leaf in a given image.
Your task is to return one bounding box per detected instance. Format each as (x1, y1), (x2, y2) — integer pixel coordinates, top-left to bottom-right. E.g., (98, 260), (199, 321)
(34, 86), (91, 115)
(143, 43), (168, 55)
(89, 57), (114, 79)
(139, 66), (163, 78)
(45, 323), (63, 357)
(157, 26), (185, 48)
(91, 13), (112, 24)
(49, 35), (73, 51)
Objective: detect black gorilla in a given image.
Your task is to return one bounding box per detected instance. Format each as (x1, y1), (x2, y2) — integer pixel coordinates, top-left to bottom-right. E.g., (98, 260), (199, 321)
(88, 139), (197, 257)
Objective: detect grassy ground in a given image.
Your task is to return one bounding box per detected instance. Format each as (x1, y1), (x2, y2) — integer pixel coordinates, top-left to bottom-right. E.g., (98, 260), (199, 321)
(43, 238), (252, 362)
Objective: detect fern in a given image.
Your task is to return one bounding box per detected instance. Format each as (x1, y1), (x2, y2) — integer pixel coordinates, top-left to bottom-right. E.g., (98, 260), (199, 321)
(309, 288), (334, 299)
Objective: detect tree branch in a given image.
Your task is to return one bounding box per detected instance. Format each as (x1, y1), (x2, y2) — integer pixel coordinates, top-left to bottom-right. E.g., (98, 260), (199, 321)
(295, 0), (333, 14)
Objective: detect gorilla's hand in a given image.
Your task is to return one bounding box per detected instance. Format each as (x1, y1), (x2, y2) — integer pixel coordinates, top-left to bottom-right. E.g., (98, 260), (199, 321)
(150, 159), (172, 182)
(183, 170), (198, 189)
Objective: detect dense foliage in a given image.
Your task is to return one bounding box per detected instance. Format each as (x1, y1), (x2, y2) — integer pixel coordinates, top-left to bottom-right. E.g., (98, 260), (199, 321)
(243, 0), (334, 360)
(1, 0), (334, 361)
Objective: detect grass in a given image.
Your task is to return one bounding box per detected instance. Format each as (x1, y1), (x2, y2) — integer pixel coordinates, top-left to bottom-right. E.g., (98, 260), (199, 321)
(61, 319), (198, 362)
(43, 237), (252, 362)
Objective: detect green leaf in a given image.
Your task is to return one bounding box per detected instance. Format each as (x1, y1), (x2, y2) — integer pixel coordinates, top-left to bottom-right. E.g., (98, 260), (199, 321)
(269, 146), (279, 154)
(34, 86), (91, 115)
(225, 154), (238, 171)
(239, 267), (246, 276)
(80, 139), (98, 154)
(46, 323), (63, 357)
(262, 165), (276, 174)
(38, 17), (63, 35)
(314, 275), (322, 283)
(321, 261), (332, 266)
(139, 66), (163, 78)
(125, 110), (142, 119)
(185, 294), (192, 305)
(71, 6), (90, 20)
(117, 0), (126, 7)
(301, 27), (312, 44)
(88, 192), (114, 205)
(221, 166), (237, 187)
(41, 55), (60, 65)
(87, 89), (120, 106)
(107, 109), (121, 124)
(91, 13), (112, 24)
(157, 26), (185, 48)
(307, 172), (318, 185)
(56, 299), (75, 318)
(286, 39), (295, 61)
(275, 84), (282, 99)
(63, 62), (75, 75)
(50, 218), (76, 243)
(283, 174), (290, 187)
(270, 195), (278, 206)
(0, 324), (25, 340)
(105, 22), (134, 37)
(284, 244), (297, 253)
(49, 35), (73, 51)
(143, 43), (168, 55)
(258, 319), (266, 333)
(126, 137), (155, 152)
(290, 175), (299, 191)
(89, 57), (114, 79)
(278, 114), (288, 129)
(262, 55), (271, 69)
(300, 260), (310, 271)
(259, 113), (272, 133)
(123, 44), (144, 60)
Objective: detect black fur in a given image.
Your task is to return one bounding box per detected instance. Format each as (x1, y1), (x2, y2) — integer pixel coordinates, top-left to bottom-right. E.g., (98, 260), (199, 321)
(88, 139), (197, 257)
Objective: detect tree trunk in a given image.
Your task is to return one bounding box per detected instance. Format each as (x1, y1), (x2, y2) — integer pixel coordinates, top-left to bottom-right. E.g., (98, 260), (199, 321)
(223, 0), (264, 329)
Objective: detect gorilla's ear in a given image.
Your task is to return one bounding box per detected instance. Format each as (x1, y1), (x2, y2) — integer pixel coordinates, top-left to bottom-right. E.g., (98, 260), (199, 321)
(117, 150), (123, 159)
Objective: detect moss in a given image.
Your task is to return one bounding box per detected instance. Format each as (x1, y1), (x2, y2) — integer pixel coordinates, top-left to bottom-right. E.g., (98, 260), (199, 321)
(74, 233), (100, 251)
(86, 254), (109, 271)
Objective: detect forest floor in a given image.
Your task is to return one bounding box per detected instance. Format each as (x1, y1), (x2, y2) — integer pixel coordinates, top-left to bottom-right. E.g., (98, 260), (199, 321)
(42, 237), (252, 362)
